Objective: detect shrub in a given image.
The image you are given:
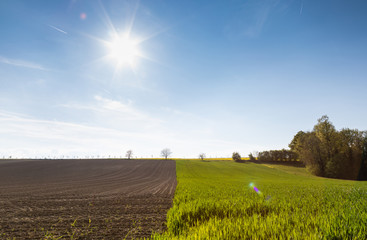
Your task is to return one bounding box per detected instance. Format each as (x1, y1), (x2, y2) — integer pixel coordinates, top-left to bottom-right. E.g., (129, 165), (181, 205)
(232, 152), (241, 162)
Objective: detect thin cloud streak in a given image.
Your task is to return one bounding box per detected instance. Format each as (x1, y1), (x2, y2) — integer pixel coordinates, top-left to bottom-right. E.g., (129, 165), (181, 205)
(60, 95), (158, 122)
(0, 110), (166, 158)
(0, 110), (142, 141)
(0, 56), (47, 70)
(48, 24), (68, 34)
(0, 110), (186, 158)
(300, 0), (304, 15)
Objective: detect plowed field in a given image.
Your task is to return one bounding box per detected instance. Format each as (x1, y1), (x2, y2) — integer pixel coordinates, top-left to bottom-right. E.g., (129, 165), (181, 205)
(0, 159), (176, 239)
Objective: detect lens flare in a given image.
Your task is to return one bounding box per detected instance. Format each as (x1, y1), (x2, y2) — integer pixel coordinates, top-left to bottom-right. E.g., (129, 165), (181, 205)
(249, 182), (271, 201)
(249, 182), (262, 195)
(80, 12), (87, 20)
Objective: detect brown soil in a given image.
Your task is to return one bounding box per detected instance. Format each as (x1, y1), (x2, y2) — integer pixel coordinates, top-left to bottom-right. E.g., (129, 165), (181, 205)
(0, 159), (176, 239)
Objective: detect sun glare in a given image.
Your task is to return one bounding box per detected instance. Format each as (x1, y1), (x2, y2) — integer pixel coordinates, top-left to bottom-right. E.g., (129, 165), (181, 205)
(106, 34), (141, 69)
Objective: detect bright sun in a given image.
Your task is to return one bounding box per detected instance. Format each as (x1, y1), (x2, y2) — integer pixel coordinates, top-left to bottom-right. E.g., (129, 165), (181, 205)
(106, 33), (141, 69)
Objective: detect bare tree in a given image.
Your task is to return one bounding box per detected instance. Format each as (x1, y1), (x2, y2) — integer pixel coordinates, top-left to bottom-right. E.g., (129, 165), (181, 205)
(161, 148), (172, 159)
(126, 150), (133, 160)
(199, 153), (206, 161)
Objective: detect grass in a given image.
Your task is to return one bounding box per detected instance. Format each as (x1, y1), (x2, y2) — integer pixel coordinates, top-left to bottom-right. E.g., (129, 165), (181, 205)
(152, 160), (367, 239)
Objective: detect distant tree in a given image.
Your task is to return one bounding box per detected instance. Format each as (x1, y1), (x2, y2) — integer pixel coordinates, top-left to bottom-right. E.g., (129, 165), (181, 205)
(248, 151), (259, 161)
(199, 153), (206, 161)
(293, 131), (325, 176)
(313, 115), (337, 165)
(331, 128), (363, 178)
(232, 152), (241, 162)
(126, 150), (133, 160)
(248, 153), (256, 161)
(161, 148), (172, 159)
(358, 133), (367, 180)
(289, 131), (306, 153)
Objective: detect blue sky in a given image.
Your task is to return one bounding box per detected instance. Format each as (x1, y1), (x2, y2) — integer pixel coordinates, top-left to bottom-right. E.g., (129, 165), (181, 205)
(1, 0), (367, 158)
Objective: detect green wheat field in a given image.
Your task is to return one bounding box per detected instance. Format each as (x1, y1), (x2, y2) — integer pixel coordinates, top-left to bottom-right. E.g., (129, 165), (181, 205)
(153, 160), (367, 239)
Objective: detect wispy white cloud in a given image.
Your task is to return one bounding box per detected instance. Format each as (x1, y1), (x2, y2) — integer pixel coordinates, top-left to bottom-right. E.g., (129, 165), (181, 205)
(61, 95), (155, 123)
(0, 107), (259, 158)
(48, 24), (68, 34)
(0, 110), (166, 158)
(0, 56), (47, 70)
(94, 95), (134, 113)
(0, 98), (267, 158)
(0, 110), (138, 141)
(161, 106), (184, 115)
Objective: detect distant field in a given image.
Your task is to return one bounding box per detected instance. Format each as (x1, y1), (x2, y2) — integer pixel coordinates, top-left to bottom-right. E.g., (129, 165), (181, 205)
(154, 161), (367, 239)
(3, 159), (366, 239)
(0, 159), (176, 239)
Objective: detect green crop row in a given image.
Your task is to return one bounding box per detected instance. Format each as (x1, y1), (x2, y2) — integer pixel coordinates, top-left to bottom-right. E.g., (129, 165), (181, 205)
(152, 161), (367, 239)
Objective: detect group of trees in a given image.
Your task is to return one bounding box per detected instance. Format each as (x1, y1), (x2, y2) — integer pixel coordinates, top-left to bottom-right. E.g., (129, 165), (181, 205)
(254, 149), (298, 162)
(289, 115), (367, 180)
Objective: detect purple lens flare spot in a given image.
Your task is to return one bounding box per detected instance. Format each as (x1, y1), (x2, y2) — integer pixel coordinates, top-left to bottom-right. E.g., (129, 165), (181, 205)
(253, 186), (259, 192)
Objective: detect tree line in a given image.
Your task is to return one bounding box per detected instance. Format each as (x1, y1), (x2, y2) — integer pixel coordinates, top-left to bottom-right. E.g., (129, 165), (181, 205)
(249, 115), (367, 180)
(250, 116), (367, 180)
(250, 149), (298, 163)
(289, 115), (367, 180)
